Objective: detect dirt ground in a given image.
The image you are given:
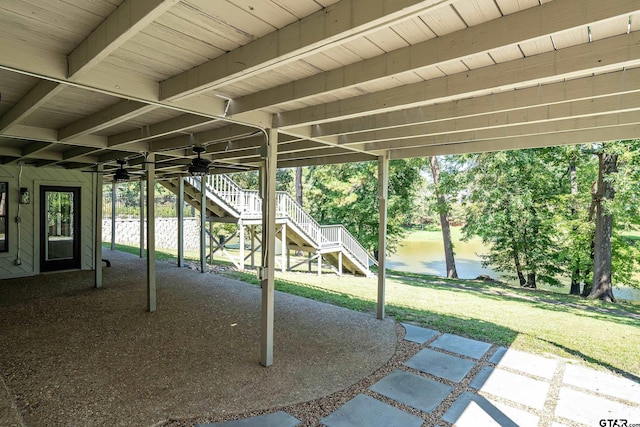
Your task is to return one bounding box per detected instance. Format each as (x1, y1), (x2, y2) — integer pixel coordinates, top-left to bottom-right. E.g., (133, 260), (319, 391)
(0, 251), (396, 426)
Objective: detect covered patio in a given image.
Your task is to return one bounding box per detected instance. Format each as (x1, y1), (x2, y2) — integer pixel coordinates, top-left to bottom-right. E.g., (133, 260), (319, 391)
(0, 250), (396, 426)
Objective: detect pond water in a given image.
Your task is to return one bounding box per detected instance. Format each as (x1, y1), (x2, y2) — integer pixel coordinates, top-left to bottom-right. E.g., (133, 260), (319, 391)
(387, 235), (640, 302)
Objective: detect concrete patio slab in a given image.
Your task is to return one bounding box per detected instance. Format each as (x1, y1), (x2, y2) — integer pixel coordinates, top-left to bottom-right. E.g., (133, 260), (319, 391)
(400, 323), (438, 344)
(469, 366), (550, 409)
(196, 411), (300, 427)
(442, 391), (519, 427)
(369, 369), (453, 413)
(320, 394), (423, 427)
(563, 364), (640, 405)
(404, 348), (475, 383)
(429, 333), (491, 359)
(555, 387), (640, 425)
(489, 347), (557, 379)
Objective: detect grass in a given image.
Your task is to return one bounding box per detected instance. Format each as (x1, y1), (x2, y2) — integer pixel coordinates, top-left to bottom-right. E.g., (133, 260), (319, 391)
(222, 268), (640, 379)
(105, 241), (640, 378)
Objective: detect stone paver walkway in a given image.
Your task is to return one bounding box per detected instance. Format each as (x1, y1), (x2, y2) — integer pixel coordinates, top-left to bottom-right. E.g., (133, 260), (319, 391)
(197, 323), (640, 427)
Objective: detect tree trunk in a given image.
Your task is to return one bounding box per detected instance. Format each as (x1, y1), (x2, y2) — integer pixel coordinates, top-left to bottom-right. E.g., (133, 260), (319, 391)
(569, 156), (581, 295)
(429, 156), (458, 278)
(295, 167), (303, 206)
(525, 272), (537, 289)
(510, 238), (526, 286)
(589, 152), (617, 302)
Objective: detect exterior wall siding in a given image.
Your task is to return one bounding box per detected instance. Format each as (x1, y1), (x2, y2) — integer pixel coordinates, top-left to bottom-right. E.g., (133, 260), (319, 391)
(0, 165), (96, 279)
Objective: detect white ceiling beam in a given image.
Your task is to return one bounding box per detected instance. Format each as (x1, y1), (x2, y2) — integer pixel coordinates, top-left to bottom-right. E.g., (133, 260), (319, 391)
(148, 124), (262, 152)
(0, 80), (64, 132)
(160, 0), (454, 100)
(388, 124), (640, 159)
(68, 0), (180, 78)
(0, 39), (227, 119)
(340, 92), (640, 145)
(368, 110), (640, 152)
(0, 146), (98, 163)
(276, 153), (376, 169)
(4, 124), (147, 152)
(277, 32), (640, 128)
(108, 114), (218, 147)
(230, 0), (640, 115)
(311, 68), (640, 137)
(59, 100), (156, 142)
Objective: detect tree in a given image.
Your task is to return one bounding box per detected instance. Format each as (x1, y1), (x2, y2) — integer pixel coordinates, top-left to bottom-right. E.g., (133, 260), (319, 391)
(462, 149), (565, 288)
(586, 140), (640, 301)
(306, 160), (421, 255)
(429, 156), (458, 278)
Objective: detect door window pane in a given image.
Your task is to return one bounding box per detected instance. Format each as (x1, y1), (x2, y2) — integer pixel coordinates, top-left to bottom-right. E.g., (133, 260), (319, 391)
(46, 191), (75, 260)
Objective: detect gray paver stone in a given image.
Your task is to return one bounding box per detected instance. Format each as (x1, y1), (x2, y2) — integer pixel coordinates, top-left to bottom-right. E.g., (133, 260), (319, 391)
(489, 347), (557, 379)
(320, 394), (423, 427)
(404, 348), (475, 383)
(369, 369), (453, 413)
(555, 387), (640, 426)
(442, 391), (519, 427)
(401, 323), (438, 344)
(563, 364), (640, 405)
(469, 366), (550, 409)
(196, 411), (300, 427)
(429, 333), (491, 359)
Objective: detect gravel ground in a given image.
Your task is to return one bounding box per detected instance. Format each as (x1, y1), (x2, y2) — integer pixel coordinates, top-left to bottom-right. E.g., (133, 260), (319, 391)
(0, 251), (396, 426)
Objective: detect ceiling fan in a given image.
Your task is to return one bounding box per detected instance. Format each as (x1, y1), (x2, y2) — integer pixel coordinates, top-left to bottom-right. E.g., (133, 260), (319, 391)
(188, 146), (211, 176)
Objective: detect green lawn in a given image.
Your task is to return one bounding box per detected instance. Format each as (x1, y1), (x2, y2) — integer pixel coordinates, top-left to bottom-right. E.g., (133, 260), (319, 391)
(105, 242), (640, 378)
(223, 269), (640, 378)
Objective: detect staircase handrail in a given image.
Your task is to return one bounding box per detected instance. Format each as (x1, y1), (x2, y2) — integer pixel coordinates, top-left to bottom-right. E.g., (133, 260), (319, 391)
(197, 173), (372, 273)
(320, 224), (375, 269)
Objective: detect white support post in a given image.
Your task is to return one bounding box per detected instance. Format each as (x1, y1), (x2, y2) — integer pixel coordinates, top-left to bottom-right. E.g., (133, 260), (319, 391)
(377, 154), (389, 320)
(338, 251), (343, 276)
(317, 252), (322, 276)
(209, 220), (214, 266)
(250, 225), (255, 268)
(95, 164), (103, 288)
(110, 182), (116, 250)
(281, 223), (287, 273)
(286, 247), (290, 270)
(200, 177), (207, 273)
(177, 177), (185, 267)
(239, 221), (245, 270)
(260, 128), (278, 367)
(145, 153), (156, 312)
(139, 177), (145, 258)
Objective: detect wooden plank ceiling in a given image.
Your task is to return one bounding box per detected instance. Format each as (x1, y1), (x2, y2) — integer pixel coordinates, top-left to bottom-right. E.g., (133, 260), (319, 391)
(0, 0), (638, 178)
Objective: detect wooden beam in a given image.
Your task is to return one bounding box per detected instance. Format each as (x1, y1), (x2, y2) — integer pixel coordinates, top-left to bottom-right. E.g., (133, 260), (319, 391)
(388, 123), (640, 159)
(277, 32), (640, 127)
(145, 153), (156, 312)
(95, 164), (104, 288)
(377, 154), (389, 320)
(367, 110), (640, 152)
(0, 80), (63, 132)
(312, 68), (640, 137)
(230, 0), (639, 115)
(260, 128), (277, 367)
(342, 93), (640, 145)
(68, 0), (180, 78)
(58, 100), (155, 141)
(161, 0), (454, 100)
(108, 114), (219, 147)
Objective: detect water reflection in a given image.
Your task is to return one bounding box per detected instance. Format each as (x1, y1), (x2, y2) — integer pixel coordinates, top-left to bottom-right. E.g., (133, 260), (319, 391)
(387, 236), (639, 302)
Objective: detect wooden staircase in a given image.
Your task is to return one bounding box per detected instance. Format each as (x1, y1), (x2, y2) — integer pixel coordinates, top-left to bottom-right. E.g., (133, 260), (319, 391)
(160, 175), (375, 276)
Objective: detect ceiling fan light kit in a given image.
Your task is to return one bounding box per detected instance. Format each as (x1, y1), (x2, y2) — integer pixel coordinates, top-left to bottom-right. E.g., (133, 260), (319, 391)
(188, 146), (211, 177)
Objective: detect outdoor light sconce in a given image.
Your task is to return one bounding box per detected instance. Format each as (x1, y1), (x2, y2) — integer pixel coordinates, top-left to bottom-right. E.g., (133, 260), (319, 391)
(19, 187), (30, 204)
